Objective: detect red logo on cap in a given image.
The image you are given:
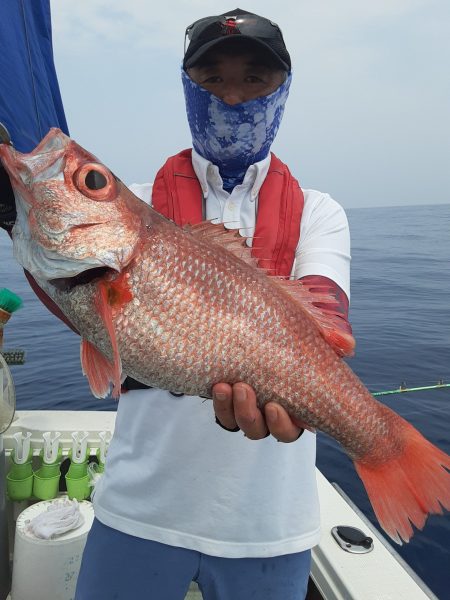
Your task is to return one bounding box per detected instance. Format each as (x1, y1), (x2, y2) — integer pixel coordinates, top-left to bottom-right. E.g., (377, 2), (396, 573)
(222, 18), (239, 35)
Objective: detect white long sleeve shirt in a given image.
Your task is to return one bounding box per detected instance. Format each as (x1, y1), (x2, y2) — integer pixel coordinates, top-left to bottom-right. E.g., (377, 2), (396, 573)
(92, 150), (351, 558)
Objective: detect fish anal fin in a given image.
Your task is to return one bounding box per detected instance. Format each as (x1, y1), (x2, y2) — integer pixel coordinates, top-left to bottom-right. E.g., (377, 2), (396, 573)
(80, 338), (115, 399)
(321, 326), (356, 358)
(355, 418), (450, 544)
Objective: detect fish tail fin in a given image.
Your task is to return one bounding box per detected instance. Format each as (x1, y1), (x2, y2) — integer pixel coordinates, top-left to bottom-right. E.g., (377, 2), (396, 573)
(354, 421), (450, 544)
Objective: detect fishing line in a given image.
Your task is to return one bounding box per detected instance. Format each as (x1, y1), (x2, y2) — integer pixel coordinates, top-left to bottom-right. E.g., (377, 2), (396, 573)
(371, 380), (450, 397)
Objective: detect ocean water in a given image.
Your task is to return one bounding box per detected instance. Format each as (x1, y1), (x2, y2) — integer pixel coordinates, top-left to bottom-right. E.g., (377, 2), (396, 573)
(1, 203), (449, 597)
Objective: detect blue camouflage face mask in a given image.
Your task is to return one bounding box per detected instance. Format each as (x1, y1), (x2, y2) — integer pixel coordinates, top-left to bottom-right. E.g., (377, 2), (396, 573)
(182, 68), (292, 191)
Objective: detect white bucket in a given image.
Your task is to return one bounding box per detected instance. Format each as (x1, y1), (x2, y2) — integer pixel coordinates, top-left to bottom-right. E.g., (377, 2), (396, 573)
(11, 498), (94, 600)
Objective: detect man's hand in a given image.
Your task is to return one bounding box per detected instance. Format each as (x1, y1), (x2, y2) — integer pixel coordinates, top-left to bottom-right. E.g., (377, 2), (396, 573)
(212, 382), (311, 442)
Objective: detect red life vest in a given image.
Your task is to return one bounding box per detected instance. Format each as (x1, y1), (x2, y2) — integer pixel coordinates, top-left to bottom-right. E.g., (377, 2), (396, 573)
(152, 149), (304, 277)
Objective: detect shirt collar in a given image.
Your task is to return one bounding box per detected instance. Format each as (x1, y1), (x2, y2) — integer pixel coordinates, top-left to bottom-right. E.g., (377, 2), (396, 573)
(191, 148), (271, 199)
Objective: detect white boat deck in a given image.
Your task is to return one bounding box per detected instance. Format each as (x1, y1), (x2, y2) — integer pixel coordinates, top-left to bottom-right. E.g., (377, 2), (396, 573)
(2, 410), (438, 600)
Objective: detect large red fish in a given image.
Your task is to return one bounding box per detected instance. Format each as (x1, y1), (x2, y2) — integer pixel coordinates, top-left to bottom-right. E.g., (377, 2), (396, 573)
(1, 128), (449, 544)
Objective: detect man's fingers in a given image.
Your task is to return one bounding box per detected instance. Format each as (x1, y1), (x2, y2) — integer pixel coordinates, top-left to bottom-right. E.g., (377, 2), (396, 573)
(265, 403), (304, 443)
(212, 384), (306, 442)
(212, 383), (238, 431)
(233, 383), (269, 440)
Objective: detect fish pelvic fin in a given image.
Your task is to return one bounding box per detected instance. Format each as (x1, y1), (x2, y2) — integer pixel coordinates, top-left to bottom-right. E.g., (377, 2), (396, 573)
(80, 338), (117, 399)
(80, 273), (131, 398)
(92, 278), (127, 399)
(354, 420), (450, 544)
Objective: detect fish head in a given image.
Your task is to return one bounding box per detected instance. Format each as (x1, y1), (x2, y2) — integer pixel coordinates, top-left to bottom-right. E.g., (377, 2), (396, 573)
(0, 128), (142, 286)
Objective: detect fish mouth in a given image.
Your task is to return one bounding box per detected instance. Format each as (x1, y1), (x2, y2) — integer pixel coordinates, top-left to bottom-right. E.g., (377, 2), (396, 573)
(0, 128), (70, 190)
(50, 266), (117, 292)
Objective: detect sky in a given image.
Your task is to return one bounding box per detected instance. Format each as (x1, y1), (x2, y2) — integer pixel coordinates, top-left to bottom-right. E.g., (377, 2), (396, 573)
(49, 0), (450, 209)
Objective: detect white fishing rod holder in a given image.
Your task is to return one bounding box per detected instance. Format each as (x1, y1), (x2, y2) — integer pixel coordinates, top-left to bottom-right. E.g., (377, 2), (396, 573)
(70, 431), (89, 464)
(11, 431), (32, 464)
(97, 431), (111, 465)
(42, 431), (61, 464)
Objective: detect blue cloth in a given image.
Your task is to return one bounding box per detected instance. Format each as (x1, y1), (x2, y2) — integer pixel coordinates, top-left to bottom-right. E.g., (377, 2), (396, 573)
(75, 518), (311, 600)
(182, 69), (291, 190)
(0, 0), (68, 152)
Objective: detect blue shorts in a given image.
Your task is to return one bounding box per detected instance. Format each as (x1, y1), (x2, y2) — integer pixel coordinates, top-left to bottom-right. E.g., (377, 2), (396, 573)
(75, 519), (311, 600)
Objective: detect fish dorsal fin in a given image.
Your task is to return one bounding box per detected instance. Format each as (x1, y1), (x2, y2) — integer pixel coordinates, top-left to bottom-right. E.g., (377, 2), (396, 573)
(186, 221), (355, 357)
(272, 278), (356, 357)
(185, 221), (261, 270)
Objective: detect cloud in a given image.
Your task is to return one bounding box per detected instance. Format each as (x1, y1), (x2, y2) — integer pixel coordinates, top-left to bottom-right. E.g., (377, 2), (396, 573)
(51, 0), (432, 54)
(50, 0), (450, 207)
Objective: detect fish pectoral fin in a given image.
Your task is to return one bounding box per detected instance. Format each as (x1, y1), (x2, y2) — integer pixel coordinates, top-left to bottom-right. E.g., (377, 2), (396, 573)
(80, 338), (117, 399)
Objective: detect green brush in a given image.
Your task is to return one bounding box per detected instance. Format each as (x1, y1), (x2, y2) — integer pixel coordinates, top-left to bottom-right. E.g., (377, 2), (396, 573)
(0, 288), (23, 348)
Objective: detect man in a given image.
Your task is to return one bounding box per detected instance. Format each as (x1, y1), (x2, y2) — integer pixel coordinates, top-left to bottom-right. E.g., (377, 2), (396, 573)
(74, 9), (351, 600)
(0, 8), (351, 600)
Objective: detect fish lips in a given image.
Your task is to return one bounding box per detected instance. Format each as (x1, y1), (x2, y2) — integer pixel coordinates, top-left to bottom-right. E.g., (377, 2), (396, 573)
(0, 128), (69, 192)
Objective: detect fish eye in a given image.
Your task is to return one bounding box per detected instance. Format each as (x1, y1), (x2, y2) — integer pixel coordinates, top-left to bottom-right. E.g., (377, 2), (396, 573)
(73, 163), (117, 201)
(85, 170), (107, 190)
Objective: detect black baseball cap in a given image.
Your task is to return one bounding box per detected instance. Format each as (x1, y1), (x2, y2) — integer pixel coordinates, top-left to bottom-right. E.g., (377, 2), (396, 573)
(183, 8), (291, 71)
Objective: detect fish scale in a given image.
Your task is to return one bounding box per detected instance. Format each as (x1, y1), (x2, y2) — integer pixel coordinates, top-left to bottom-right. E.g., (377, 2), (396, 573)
(1, 127), (450, 544)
